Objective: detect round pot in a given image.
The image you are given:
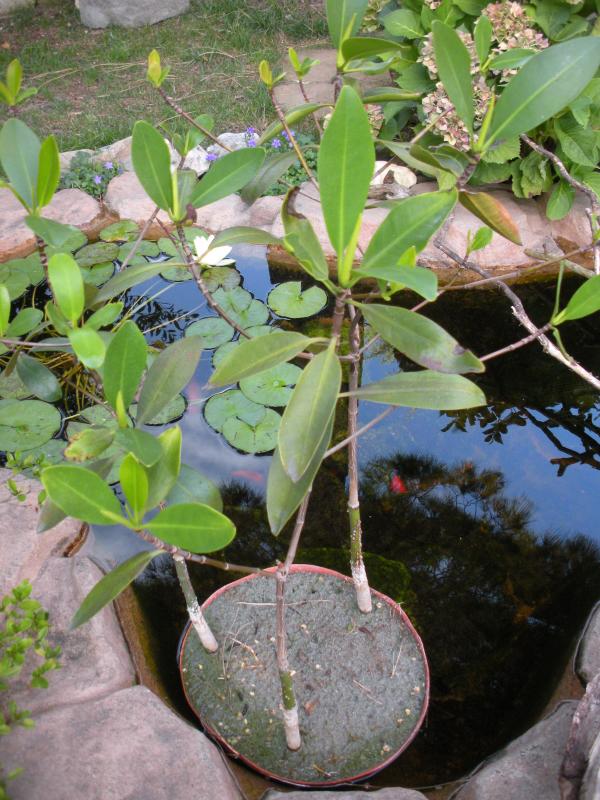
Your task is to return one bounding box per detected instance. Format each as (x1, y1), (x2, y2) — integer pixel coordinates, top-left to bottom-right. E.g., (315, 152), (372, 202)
(178, 564), (429, 787)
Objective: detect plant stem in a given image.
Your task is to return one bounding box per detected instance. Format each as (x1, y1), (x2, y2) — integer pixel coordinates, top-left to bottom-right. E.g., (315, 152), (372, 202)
(297, 77), (323, 137)
(157, 87), (232, 152)
(268, 87), (318, 187)
(173, 554), (218, 653)
(35, 234), (48, 278)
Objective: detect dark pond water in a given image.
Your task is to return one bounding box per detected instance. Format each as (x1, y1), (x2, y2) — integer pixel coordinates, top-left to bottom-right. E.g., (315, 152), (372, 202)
(77, 245), (600, 789)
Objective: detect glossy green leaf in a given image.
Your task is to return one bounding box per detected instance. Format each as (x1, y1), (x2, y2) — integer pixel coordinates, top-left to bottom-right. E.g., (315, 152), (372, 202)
(65, 426), (115, 462)
(36, 135), (60, 209)
(114, 428), (162, 466)
(487, 48), (535, 71)
(211, 226), (282, 248)
(200, 266), (241, 292)
(145, 426), (182, 508)
(358, 303), (485, 373)
(432, 22), (474, 134)
(71, 550), (162, 629)
(486, 38), (600, 147)
(240, 150), (298, 205)
(41, 465), (124, 525)
(120, 453), (148, 522)
(343, 370), (486, 409)
(85, 302), (123, 331)
(553, 275), (600, 324)
(258, 103), (330, 145)
(0, 399), (61, 451)
(326, 0), (369, 47)
(0, 284), (9, 335)
(468, 226), (493, 253)
(130, 393), (187, 426)
(136, 336), (203, 425)
(24, 216), (86, 250)
(0, 119), (40, 210)
(239, 362), (302, 406)
(166, 464), (222, 512)
(68, 327), (106, 369)
(383, 9), (423, 38)
(191, 147), (266, 208)
(103, 320), (147, 411)
(16, 354), (61, 402)
(474, 15), (492, 64)
(146, 503), (236, 553)
(281, 190), (330, 285)
(131, 120), (174, 211)
(47, 252), (84, 323)
(318, 86), (374, 267)
(546, 180), (575, 221)
(341, 37), (410, 63)
(222, 408), (281, 454)
(352, 263), (438, 300)
(77, 241), (119, 267)
(210, 331), (315, 387)
(278, 340), (341, 481)
(267, 282), (328, 319)
(185, 316), (234, 348)
(205, 389), (265, 433)
(459, 191), (522, 244)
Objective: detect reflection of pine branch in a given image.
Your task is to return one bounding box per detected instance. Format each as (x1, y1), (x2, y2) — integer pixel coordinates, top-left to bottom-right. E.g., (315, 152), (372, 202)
(521, 407), (600, 476)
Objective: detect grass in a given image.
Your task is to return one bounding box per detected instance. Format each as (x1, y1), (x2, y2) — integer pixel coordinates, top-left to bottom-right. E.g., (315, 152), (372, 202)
(0, 0), (328, 151)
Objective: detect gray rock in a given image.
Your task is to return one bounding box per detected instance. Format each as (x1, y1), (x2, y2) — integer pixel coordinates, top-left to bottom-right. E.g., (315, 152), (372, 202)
(577, 602), (600, 685)
(96, 136), (133, 171)
(0, 469), (82, 595)
(263, 790), (427, 800)
(207, 131), (257, 158)
(79, 0), (190, 29)
(560, 673), (600, 800)
(166, 139), (210, 176)
(0, 686), (243, 800)
(59, 148), (94, 173)
(9, 557), (135, 716)
(454, 701), (577, 800)
(104, 171), (173, 238)
(581, 730), (600, 800)
(0, 0), (33, 12)
(194, 194), (251, 233)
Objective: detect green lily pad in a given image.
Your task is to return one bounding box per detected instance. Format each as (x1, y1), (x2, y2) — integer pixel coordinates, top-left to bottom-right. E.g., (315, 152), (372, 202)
(204, 389), (265, 433)
(119, 240), (159, 262)
(2, 270), (30, 300)
(44, 228), (88, 256)
(81, 261), (115, 287)
(233, 300), (269, 329)
(0, 368), (31, 399)
(202, 267), (241, 292)
(22, 253), (45, 285)
(130, 393), (187, 425)
(247, 325), (274, 338)
(183, 226), (208, 243)
(158, 238), (181, 257)
(79, 404), (118, 427)
(16, 438), (65, 469)
(0, 399), (62, 452)
(166, 464), (223, 512)
(99, 220), (139, 242)
(212, 286), (252, 315)
(186, 317), (235, 348)
(267, 281), (327, 319)
(239, 363), (302, 407)
(222, 408), (281, 454)
(160, 263), (192, 283)
(76, 242), (120, 267)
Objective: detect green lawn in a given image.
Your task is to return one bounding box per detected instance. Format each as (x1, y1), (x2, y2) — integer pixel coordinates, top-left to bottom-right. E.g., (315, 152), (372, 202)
(0, 0), (327, 151)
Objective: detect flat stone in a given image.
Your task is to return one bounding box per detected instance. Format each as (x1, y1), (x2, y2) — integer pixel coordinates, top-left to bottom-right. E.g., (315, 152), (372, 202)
(576, 603), (600, 685)
(194, 194), (251, 233)
(104, 172), (173, 238)
(79, 0), (189, 28)
(246, 195), (284, 228)
(207, 131), (257, 158)
(0, 686), (243, 800)
(454, 701), (577, 800)
(59, 148), (94, 173)
(0, 188), (106, 263)
(97, 136), (133, 171)
(0, 469), (82, 596)
(581, 730), (600, 800)
(166, 140), (210, 176)
(10, 557), (135, 716)
(560, 673), (600, 800)
(263, 791), (427, 800)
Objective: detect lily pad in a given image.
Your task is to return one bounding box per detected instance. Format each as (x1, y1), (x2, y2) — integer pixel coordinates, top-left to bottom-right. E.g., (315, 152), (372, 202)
(186, 317), (234, 348)
(45, 228), (88, 255)
(76, 242), (119, 267)
(130, 393), (187, 425)
(1, 269), (30, 301)
(166, 464), (223, 512)
(158, 238), (181, 258)
(239, 363), (302, 407)
(232, 300), (269, 329)
(16, 439), (65, 469)
(204, 389), (265, 433)
(183, 226), (208, 243)
(222, 408), (281, 454)
(202, 267), (241, 292)
(81, 261), (115, 287)
(0, 399), (62, 452)
(99, 220), (139, 242)
(267, 281), (328, 319)
(119, 240), (159, 261)
(160, 263), (192, 282)
(0, 368), (31, 399)
(212, 286), (252, 315)
(21, 253), (45, 285)
(79, 404), (118, 427)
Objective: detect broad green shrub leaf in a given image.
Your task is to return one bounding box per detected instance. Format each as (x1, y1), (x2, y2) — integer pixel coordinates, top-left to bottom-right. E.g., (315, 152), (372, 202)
(85, 302), (123, 331)
(341, 37), (411, 62)
(546, 180), (575, 221)
(459, 191), (522, 244)
(485, 38), (600, 147)
(240, 151), (298, 205)
(185, 316), (234, 348)
(68, 327), (106, 369)
(210, 331), (314, 386)
(474, 15), (492, 64)
(0, 119), (40, 210)
(359, 191), (457, 274)
(212, 341), (239, 368)
(146, 503), (236, 553)
(136, 337), (202, 426)
(211, 226), (282, 248)
(267, 282), (327, 319)
(16, 354), (61, 402)
(326, 0), (369, 47)
(353, 263), (438, 301)
(258, 103), (330, 145)
(553, 275), (600, 324)
(130, 393), (187, 425)
(318, 86), (374, 271)
(2, 269), (29, 301)
(0, 399), (61, 450)
(488, 49), (535, 71)
(81, 262), (115, 288)
(281, 190), (330, 286)
(240, 363), (302, 407)
(41, 465), (124, 525)
(267, 414), (334, 535)
(468, 226), (493, 253)
(24, 216), (86, 251)
(383, 9), (423, 38)
(114, 428), (162, 466)
(191, 147), (266, 208)
(94, 262), (170, 303)
(222, 408), (281, 454)
(358, 303), (485, 373)
(279, 340), (341, 482)
(71, 550), (162, 629)
(65, 426), (115, 462)
(145, 426), (182, 508)
(48, 253), (84, 323)
(103, 320), (147, 411)
(36, 135), (60, 209)
(131, 120), (174, 211)
(205, 389), (265, 432)
(166, 464), (222, 512)
(344, 371), (486, 409)
(120, 453), (148, 522)
(99, 219), (139, 242)
(432, 22), (474, 135)
(76, 242), (119, 267)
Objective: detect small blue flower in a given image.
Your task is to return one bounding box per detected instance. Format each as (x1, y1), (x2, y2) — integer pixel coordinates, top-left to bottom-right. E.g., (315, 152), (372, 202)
(246, 139), (257, 148)
(206, 153), (219, 162)
(282, 130), (290, 141)
(103, 161), (114, 170)
(93, 175), (103, 185)
(271, 138), (282, 149)
(246, 126), (256, 135)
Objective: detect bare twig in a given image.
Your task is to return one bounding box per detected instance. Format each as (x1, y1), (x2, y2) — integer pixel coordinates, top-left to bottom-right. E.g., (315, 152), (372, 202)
(323, 406), (395, 459)
(267, 87), (318, 187)
(158, 86), (232, 151)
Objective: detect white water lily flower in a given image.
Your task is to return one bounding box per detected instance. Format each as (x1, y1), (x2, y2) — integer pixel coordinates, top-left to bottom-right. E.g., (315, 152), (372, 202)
(193, 234), (235, 267)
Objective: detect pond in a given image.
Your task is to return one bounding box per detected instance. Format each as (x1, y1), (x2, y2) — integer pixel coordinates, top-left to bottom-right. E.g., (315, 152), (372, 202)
(7, 241), (600, 790)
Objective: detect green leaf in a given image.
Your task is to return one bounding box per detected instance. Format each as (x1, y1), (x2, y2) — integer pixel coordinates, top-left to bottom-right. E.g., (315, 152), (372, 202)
(16, 355), (61, 402)
(136, 336), (203, 425)
(486, 38), (600, 147)
(459, 191), (522, 244)
(474, 15), (492, 64)
(326, 0), (369, 47)
(343, 370), (486, 409)
(281, 189), (330, 285)
(103, 320), (147, 411)
(71, 550), (162, 629)
(488, 49), (535, 71)
(553, 274), (600, 324)
(145, 426), (182, 508)
(222, 408), (281, 453)
(211, 226), (282, 248)
(468, 226), (493, 253)
(0, 119), (40, 210)
(318, 85), (374, 268)
(191, 148), (266, 208)
(166, 464), (222, 512)
(431, 21), (474, 135)
(258, 103), (330, 145)
(146, 503), (236, 553)
(47, 253), (84, 323)
(383, 9), (424, 38)
(239, 362), (302, 406)
(41, 465), (124, 525)
(205, 389), (265, 433)
(114, 429), (162, 466)
(0, 284), (9, 335)
(210, 331), (314, 387)
(0, 399), (61, 451)
(278, 340), (341, 482)
(65, 426), (115, 462)
(85, 302), (123, 331)
(554, 116), (598, 168)
(36, 135), (60, 209)
(267, 281), (328, 318)
(24, 216), (86, 250)
(352, 263), (438, 300)
(68, 327), (106, 370)
(358, 303), (485, 373)
(378, 140), (456, 190)
(240, 150), (298, 204)
(341, 37), (413, 62)
(546, 180), (575, 221)
(129, 393), (186, 426)
(361, 191), (457, 275)
(185, 316), (234, 348)
(6, 59), (22, 100)
(131, 120), (174, 212)
(120, 453), (148, 522)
